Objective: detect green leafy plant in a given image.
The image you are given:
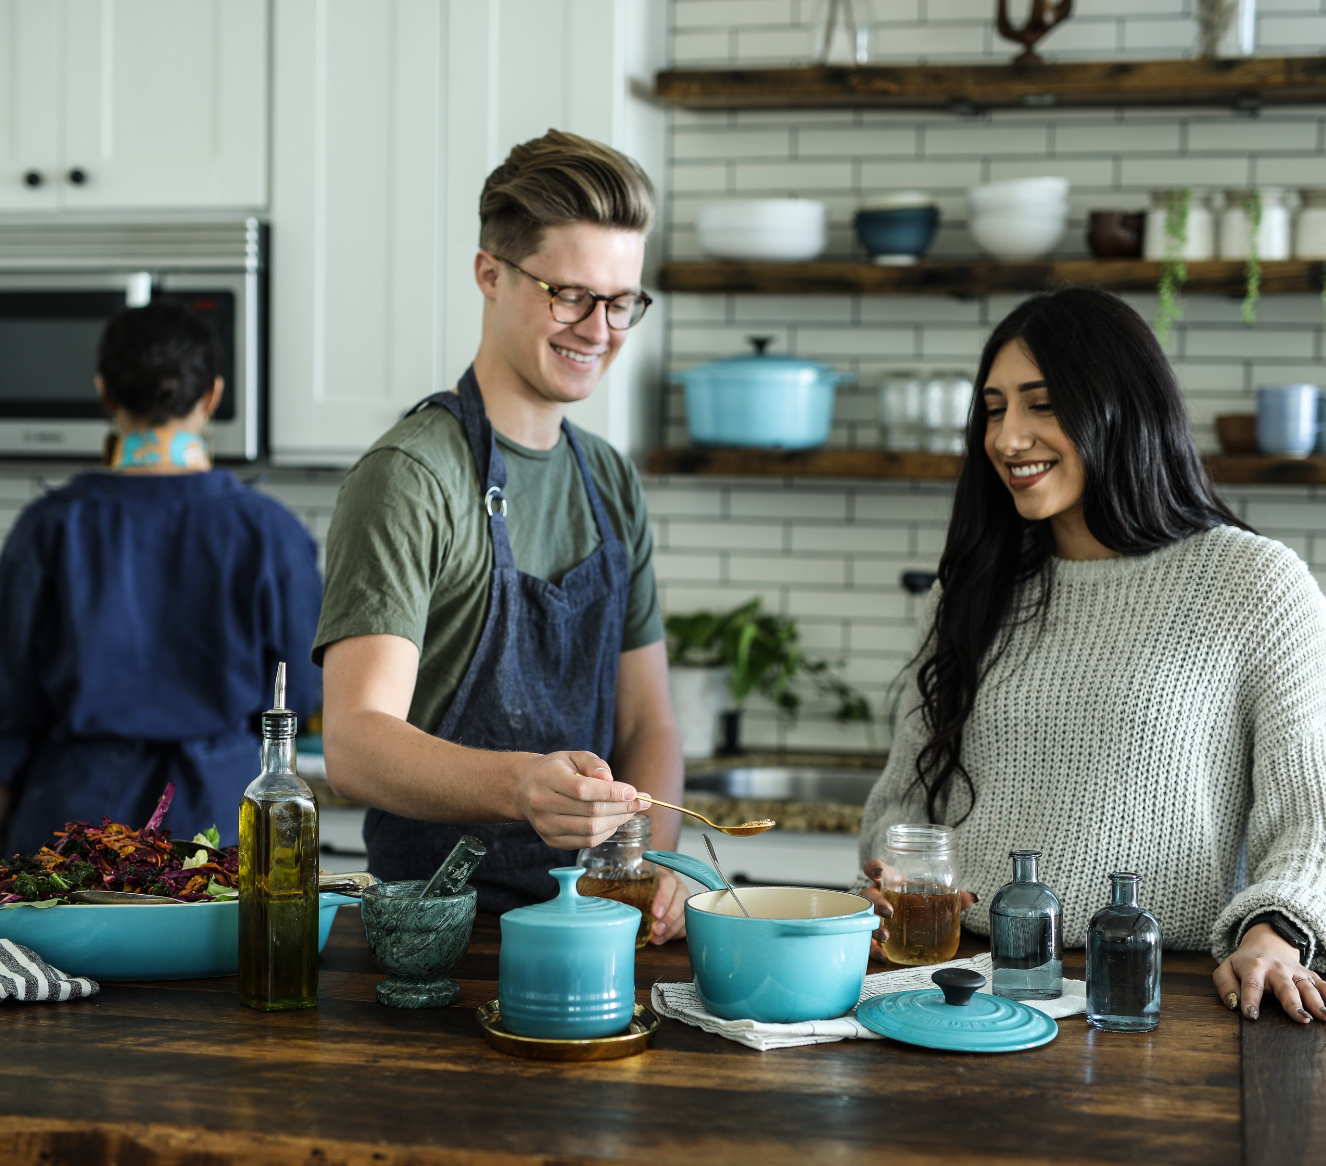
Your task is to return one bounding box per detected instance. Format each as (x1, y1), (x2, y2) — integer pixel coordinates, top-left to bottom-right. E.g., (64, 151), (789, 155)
(1242, 187), (1262, 326)
(665, 598), (875, 744)
(1155, 187), (1189, 345)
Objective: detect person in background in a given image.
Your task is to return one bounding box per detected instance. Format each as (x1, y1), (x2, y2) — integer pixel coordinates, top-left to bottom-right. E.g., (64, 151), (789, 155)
(0, 301), (322, 854)
(859, 286), (1326, 1026)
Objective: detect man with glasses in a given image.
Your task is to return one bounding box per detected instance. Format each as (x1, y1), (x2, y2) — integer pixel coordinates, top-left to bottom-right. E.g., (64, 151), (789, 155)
(315, 130), (687, 939)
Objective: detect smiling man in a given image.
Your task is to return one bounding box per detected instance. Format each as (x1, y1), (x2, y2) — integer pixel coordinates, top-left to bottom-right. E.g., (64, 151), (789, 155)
(314, 130), (687, 938)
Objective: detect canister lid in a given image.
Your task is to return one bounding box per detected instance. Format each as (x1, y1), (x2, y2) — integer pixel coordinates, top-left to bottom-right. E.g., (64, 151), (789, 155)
(856, 971), (1058, 1053)
(501, 867), (641, 929)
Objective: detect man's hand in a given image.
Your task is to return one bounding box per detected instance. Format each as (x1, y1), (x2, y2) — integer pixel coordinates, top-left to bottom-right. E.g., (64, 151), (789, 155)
(646, 868), (687, 943)
(511, 750), (644, 851)
(860, 858), (980, 964)
(1214, 922), (1326, 1024)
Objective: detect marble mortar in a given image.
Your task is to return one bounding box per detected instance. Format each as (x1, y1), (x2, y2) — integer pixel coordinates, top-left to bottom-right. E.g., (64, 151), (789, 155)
(361, 879), (476, 1008)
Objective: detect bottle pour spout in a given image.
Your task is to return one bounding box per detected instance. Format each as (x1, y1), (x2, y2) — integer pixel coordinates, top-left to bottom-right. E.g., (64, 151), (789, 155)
(274, 662), (287, 710)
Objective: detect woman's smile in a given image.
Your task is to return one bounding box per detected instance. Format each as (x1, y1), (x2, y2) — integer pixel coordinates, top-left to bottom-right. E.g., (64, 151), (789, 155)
(1006, 459), (1058, 489)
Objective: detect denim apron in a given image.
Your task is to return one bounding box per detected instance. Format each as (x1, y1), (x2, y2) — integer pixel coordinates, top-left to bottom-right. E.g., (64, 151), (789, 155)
(362, 366), (630, 914)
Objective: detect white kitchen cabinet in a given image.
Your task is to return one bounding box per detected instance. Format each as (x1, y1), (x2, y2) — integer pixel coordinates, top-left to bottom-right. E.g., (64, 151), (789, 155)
(0, 0), (268, 212)
(269, 0), (667, 465)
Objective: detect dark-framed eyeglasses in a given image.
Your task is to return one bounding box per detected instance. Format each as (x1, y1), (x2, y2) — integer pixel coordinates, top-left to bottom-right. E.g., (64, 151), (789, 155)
(498, 257), (652, 330)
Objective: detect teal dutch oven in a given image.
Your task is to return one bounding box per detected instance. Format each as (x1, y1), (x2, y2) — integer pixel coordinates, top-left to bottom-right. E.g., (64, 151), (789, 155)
(498, 867), (639, 1040)
(645, 850), (877, 1023)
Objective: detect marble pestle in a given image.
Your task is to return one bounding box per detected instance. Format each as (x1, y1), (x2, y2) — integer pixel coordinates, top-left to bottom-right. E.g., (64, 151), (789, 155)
(419, 835), (487, 899)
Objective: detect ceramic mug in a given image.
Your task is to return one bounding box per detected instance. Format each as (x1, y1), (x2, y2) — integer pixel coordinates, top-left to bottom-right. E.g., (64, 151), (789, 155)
(1257, 384), (1322, 458)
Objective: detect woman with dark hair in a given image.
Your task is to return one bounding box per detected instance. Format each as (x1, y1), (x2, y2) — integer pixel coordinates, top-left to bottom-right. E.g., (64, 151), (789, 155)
(0, 301), (322, 853)
(858, 286), (1326, 1026)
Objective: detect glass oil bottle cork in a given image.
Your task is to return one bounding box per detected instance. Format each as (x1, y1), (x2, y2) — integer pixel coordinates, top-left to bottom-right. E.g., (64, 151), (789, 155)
(239, 663), (320, 1011)
(990, 850), (1063, 1000)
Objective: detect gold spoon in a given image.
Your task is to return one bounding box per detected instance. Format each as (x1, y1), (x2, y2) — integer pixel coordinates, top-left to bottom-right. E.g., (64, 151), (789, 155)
(637, 793), (775, 837)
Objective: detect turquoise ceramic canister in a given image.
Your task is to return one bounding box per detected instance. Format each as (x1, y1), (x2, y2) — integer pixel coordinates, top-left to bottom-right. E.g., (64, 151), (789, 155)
(498, 867), (640, 1039)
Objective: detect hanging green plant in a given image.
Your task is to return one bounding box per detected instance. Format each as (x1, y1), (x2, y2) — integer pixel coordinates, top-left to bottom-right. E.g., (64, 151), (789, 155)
(1155, 187), (1189, 345)
(1242, 187), (1262, 326)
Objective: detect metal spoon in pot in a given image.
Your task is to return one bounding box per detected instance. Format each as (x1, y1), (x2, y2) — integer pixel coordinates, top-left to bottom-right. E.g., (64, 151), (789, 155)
(702, 834), (750, 919)
(636, 793), (775, 837)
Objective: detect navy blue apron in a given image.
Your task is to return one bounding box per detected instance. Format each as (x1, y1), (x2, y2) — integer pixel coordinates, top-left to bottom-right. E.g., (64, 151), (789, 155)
(362, 366), (631, 914)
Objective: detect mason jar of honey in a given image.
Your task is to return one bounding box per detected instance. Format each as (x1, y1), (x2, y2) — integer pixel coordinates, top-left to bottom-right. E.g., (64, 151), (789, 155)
(575, 814), (658, 948)
(880, 823), (961, 966)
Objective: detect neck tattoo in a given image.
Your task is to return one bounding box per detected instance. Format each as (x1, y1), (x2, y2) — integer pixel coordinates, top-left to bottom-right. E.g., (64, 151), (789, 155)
(113, 428), (211, 470)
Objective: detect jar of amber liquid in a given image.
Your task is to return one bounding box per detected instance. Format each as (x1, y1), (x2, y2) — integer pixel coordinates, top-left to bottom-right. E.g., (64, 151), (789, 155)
(576, 814), (658, 949)
(880, 823), (961, 966)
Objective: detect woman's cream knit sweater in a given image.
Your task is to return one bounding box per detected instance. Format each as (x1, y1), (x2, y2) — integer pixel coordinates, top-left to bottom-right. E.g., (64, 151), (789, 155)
(858, 525), (1326, 971)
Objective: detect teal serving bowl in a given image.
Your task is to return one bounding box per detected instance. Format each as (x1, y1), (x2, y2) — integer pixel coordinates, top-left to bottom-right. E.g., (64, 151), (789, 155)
(0, 892), (359, 981)
(645, 850), (877, 1023)
(498, 867), (640, 1040)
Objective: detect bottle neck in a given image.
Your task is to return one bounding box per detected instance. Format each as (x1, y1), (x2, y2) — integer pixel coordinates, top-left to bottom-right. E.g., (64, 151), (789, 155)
(1012, 852), (1039, 883)
(1109, 874), (1141, 908)
(262, 736), (296, 774)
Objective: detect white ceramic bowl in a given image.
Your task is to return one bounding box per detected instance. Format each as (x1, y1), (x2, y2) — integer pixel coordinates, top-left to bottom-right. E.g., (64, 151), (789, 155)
(696, 199), (828, 261)
(969, 211), (1068, 260)
(968, 177), (1070, 215)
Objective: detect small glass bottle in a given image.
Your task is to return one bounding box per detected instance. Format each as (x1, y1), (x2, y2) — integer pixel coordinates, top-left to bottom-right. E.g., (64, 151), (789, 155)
(880, 824), (961, 966)
(576, 813), (658, 949)
(239, 663), (320, 1011)
(990, 850), (1063, 1000)
(1086, 872), (1161, 1033)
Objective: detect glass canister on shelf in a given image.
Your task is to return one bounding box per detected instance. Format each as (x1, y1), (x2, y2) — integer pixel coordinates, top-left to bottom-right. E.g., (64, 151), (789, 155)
(1218, 188), (1290, 260)
(989, 850), (1063, 1001)
(1143, 189), (1214, 261)
(1295, 189), (1326, 259)
(923, 372), (974, 454)
(1086, 872), (1162, 1032)
(878, 370), (924, 451)
(879, 823), (961, 966)
(576, 813), (658, 949)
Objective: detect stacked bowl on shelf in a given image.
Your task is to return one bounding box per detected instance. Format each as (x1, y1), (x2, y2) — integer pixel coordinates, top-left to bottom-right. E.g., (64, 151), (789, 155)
(966, 177), (1071, 261)
(695, 199), (828, 262)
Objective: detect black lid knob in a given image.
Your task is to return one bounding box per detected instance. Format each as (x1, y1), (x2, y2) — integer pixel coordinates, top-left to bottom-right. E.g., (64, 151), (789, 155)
(747, 335), (772, 355)
(22, 170), (43, 188)
(68, 168), (87, 185)
(932, 967), (986, 1006)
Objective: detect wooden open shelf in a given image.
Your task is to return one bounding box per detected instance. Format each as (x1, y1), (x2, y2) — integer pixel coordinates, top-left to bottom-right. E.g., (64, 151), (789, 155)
(655, 56), (1326, 112)
(648, 448), (1326, 486)
(659, 259), (1324, 298)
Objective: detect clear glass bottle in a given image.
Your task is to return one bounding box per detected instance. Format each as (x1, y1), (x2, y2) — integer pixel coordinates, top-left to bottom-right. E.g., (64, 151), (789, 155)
(576, 813), (658, 949)
(880, 824), (961, 966)
(990, 850), (1063, 1000)
(239, 664), (320, 1011)
(1086, 872), (1161, 1033)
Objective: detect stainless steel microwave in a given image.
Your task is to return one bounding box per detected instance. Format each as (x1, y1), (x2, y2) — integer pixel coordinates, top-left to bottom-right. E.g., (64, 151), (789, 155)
(0, 219), (265, 460)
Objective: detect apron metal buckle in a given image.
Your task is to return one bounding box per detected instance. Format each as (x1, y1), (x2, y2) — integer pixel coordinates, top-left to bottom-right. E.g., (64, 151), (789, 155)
(485, 486), (507, 517)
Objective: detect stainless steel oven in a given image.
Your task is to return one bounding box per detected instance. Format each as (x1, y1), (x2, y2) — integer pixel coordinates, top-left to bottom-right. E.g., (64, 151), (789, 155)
(0, 219), (265, 460)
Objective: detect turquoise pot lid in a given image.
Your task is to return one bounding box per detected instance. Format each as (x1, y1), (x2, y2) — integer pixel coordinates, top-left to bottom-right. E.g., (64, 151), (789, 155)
(501, 867), (639, 929)
(857, 988), (1058, 1053)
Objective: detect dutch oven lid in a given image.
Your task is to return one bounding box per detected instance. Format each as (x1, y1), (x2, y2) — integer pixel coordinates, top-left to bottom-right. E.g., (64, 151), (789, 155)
(501, 867), (640, 929)
(855, 968), (1059, 1053)
(681, 336), (846, 377)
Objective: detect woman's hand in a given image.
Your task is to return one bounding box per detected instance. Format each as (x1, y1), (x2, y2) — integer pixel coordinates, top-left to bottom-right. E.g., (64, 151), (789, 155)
(1214, 922), (1326, 1024)
(647, 869), (687, 944)
(513, 751), (644, 851)
(860, 859), (981, 964)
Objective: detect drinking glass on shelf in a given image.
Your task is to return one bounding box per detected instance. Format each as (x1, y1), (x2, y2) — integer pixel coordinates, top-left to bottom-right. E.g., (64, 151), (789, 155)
(878, 371), (924, 451)
(924, 372), (974, 454)
(880, 824), (961, 966)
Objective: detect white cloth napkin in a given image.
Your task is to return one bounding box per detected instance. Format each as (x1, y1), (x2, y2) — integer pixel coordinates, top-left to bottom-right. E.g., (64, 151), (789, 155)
(651, 952), (1086, 1051)
(0, 939), (99, 1003)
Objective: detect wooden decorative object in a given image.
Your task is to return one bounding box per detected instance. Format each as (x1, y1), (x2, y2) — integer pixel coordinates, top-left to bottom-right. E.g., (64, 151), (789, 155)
(997, 0), (1073, 66)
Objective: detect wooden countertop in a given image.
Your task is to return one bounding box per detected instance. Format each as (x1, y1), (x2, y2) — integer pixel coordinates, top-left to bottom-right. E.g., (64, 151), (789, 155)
(0, 909), (1320, 1165)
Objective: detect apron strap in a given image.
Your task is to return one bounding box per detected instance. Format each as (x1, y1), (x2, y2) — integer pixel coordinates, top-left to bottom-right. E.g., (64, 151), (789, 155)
(560, 421), (621, 549)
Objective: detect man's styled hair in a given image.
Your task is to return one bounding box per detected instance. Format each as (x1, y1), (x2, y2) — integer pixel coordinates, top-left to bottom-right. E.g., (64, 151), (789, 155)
(479, 129), (656, 262)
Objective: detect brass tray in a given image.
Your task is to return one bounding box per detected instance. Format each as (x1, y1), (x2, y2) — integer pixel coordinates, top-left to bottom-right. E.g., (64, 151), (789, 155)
(475, 1000), (659, 1061)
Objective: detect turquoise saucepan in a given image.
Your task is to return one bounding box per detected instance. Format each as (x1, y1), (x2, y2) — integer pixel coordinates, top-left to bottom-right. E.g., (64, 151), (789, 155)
(644, 850), (877, 1023)
(0, 893), (360, 981)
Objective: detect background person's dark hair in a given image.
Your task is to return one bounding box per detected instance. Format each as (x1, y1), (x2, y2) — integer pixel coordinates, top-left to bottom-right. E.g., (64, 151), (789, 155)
(911, 285), (1250, 826)
(97, 301), (221, 427)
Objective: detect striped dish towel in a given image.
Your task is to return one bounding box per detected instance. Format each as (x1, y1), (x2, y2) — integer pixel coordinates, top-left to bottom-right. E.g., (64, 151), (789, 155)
(0, 939), (99, 1002)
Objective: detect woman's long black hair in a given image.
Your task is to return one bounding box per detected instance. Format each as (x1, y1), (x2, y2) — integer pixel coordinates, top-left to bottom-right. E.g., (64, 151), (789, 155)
(912, 286), (1250, 824)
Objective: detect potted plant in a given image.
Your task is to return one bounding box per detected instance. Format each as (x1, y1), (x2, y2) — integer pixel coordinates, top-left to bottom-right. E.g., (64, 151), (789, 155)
(665, 598), (874, 758)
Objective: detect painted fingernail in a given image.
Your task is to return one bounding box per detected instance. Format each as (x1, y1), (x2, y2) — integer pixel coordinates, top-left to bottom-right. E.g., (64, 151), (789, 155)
(1225, 993), (1239, 1010)
(1299, 1008), (1311, 1021)
(1246, 1005), (1259, 1020)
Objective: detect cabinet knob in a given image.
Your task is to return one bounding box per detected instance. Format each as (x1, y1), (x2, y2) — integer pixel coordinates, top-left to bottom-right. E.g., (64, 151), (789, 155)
(68, 168), (88, 185)
(22, 170), (43, 188)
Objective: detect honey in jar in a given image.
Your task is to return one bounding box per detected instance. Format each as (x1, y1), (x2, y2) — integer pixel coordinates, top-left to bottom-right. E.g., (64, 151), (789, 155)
(575, 813), (658, 948)
(879, 823), (962, 967)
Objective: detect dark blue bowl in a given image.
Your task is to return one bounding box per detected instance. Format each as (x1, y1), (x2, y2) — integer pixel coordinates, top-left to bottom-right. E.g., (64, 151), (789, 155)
(854, 206), (940, 261)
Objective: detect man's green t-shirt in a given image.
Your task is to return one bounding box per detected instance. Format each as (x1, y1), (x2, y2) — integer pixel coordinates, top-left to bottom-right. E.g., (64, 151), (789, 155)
(312, 399), (665, 734)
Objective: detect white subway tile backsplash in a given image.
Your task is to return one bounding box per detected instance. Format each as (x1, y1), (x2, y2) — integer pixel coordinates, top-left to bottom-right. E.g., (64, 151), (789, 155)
(1184, 118), (1321, 154)
(1118, 155), (1254, 187)
(672, 0), (795, 29)
(797, 125), (920, 158)
(732, 159), (855, 192)
(728, 486), (850, 520)
(1184, 328), (1316, 360)
(790, 522), (911, 556)
(667, 519), (787, 552)
(727, 552), (849, 586)
(922, 122), (1050, 157)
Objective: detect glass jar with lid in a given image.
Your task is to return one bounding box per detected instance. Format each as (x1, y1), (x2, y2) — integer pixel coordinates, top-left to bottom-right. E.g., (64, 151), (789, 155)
(879, 823), (961, 966)
(576, 813), (658, 949)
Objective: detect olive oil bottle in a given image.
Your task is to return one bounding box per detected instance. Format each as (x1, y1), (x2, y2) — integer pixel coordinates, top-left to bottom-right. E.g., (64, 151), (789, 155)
(239, 663), (319, 1011)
